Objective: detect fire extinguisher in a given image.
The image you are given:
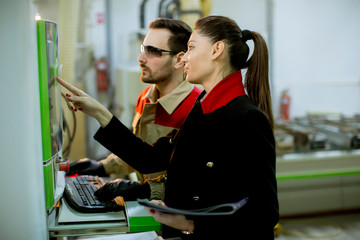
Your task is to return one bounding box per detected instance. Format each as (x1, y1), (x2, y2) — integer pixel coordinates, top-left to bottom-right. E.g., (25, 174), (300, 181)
(95, 58), (109, 91)
(280, 89), (291, 121)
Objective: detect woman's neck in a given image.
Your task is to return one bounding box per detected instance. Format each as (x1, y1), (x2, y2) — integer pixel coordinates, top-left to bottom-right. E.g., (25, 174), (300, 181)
(202, 66), (236, 94)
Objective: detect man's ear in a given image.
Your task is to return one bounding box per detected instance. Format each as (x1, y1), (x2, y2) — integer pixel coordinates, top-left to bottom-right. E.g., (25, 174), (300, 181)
(174, 51), (185, 69)
(211, 41), (225, 60)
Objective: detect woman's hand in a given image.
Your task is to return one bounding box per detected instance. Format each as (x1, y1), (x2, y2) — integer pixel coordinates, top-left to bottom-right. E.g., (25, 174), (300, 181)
(145, 200), (194, 233)
(56, 77), (113, 128)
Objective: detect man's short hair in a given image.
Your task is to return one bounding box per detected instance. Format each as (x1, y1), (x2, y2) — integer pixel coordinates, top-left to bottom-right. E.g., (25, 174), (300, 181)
(148, 18), (192, 54)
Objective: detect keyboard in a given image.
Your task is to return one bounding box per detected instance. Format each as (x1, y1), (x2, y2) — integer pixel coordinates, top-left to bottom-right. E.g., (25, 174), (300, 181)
(64, 175), (124, 213)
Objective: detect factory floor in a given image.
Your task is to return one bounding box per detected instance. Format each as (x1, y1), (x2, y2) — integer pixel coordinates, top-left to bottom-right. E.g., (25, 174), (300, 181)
(275, 211), (360, 240)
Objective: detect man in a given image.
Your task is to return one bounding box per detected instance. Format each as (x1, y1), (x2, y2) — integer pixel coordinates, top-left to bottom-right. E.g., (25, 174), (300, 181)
(69, 18), (202, 201)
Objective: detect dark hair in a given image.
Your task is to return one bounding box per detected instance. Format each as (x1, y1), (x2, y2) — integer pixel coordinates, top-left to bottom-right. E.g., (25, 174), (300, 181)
(194, 16), (274, 128)
(148, 18), (192, 54)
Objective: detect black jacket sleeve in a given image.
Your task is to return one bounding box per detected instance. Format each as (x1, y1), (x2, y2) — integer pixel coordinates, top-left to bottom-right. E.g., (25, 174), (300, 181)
(94, 116), (175, 174)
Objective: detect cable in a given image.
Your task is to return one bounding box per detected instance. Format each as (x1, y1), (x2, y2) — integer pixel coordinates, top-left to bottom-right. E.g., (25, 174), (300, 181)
(62, 109), (71, 157)
(63, 109), (76, 157)
(62, 93), (77, 158)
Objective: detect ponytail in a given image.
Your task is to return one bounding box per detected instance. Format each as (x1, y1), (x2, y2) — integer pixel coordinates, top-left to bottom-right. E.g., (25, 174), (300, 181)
(243, 31), (274, 129)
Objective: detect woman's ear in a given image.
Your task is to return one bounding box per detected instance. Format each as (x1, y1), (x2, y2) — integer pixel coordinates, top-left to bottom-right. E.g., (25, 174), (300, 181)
(174, 51), (185, 69)
(211, 41), (225, 60)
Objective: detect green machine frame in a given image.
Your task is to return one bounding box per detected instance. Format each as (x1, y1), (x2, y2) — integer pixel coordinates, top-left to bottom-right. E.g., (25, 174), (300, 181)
(37, 19), (62, 210)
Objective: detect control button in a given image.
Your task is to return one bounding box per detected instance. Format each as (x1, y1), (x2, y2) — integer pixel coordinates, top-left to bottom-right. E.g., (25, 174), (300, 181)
(59, 160), (70, 172)
(206, 162), (214, 168)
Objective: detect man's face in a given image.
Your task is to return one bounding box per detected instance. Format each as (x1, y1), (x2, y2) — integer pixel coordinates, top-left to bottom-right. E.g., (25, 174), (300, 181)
(138, 29), (174, 84)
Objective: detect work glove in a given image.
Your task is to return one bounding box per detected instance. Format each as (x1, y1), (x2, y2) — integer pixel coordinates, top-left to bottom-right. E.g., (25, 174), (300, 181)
(67, 158), (107, 176)
(94, 179), (150, 201)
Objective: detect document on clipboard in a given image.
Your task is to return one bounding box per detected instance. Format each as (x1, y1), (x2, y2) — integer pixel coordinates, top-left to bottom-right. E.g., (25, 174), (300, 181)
(137, 197), (248, 216)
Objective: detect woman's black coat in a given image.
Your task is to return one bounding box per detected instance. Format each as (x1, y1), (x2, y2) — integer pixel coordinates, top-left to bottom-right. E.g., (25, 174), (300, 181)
(94, 89), (279, 240)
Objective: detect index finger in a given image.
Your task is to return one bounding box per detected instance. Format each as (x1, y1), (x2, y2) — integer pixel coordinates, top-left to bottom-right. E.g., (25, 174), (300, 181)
(56, 77), (83, 96)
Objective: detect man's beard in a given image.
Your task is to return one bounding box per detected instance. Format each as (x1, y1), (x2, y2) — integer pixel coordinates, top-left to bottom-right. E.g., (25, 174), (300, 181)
(140, 61), (172, 84)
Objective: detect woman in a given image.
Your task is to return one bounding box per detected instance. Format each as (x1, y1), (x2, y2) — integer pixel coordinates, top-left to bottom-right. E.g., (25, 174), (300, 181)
(58, 15), (278, 239)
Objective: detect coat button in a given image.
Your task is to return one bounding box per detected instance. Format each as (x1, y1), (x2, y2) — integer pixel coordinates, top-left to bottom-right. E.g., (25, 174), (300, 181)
(193, 196), (200, 201)
(206, 162), (214, 168)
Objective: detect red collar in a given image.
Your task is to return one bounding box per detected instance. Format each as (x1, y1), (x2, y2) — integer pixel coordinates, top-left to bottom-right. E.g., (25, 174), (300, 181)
(201, 71), (245, 114)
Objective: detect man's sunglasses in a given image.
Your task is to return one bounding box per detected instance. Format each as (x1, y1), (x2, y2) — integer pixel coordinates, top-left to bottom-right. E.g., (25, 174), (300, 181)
(141, 44), (177, 57)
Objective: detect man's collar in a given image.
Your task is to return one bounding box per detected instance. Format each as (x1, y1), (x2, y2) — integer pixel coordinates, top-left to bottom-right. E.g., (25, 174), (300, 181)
(145, 81), (196, 115)
(144, 85), (159, 103)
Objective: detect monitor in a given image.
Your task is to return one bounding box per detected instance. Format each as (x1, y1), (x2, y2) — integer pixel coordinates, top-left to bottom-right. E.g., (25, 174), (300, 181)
(37, 19), (64, 210)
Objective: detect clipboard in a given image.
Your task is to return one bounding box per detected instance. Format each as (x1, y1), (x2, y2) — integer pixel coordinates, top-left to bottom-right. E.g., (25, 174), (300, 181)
(137, 197), (248, 216)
